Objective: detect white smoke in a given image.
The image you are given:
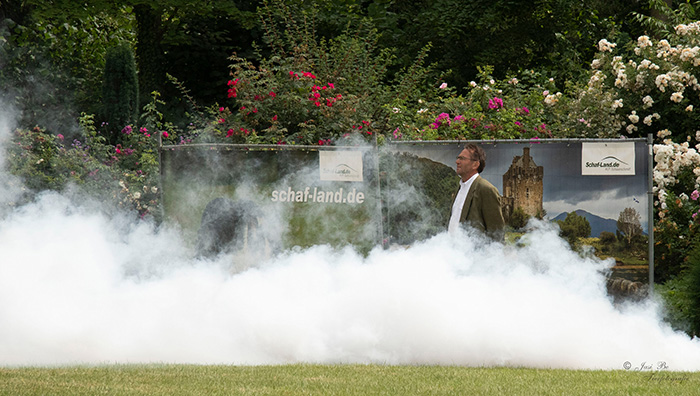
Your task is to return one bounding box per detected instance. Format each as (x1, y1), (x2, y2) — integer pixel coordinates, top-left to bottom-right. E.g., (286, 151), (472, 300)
(0, 191), (698, 369)
(1, 103), (699, 370)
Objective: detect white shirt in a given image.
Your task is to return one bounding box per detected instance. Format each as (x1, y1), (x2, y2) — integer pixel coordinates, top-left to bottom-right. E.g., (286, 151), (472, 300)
(448, 173), (478, 233)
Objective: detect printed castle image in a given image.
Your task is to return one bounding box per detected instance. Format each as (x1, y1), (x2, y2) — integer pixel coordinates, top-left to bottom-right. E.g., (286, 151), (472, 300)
(501, 147), (544, 221)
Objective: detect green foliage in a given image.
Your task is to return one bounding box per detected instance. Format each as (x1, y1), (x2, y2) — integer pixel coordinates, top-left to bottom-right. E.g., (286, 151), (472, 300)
(557, 211), (592, 247)
(656, 274), (694, 335)
(402, 67), (561, 140)
(655, 186), (700, 283)
(102, 42), (139, 143)
(509, 206), (530, 231)
(6, 125), (118, 197)
(384, 0), (642, 90)
(656, 240), (700, 337)
(5, 117), (164, 219)
(0, 4), (135, 131)
(633, 0), (700, 38)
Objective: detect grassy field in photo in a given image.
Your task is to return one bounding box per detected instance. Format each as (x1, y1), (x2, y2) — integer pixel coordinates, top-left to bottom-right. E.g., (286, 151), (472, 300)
(1, 365), (698, 395)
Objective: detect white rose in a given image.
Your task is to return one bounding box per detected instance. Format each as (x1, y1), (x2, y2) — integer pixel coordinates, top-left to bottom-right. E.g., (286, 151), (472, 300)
(628, 112), (639, 123)
(598, 38), (617, 52)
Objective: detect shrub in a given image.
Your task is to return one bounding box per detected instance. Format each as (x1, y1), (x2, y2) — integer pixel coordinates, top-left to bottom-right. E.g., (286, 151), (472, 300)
(577, 24), (700, 282)
(388, 66), (563, 141)
(509, 206), (530, 231)
(599, 231), (617, 244)
(5, 112), (166, 220)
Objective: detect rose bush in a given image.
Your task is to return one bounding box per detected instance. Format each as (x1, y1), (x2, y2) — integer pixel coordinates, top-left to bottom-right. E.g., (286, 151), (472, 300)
(580, 26), (700, 283)
(6, 112), (168, 220)
(190, 2), (440, 147)
(386, 67), (562, 141)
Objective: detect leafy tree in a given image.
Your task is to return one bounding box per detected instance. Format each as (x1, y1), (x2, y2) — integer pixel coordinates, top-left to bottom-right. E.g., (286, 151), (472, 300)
(0, 0), (135, 136)
(617, 207), (643, 246)
(2, 0), (258, 128)
(384, 0), (645, 90)
(557, 211), (591, 246)
(633, 0), (697, 38)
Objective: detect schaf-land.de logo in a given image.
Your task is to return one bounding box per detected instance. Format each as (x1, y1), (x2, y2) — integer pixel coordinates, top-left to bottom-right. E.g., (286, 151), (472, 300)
(319, 150), (364, 182)
(582, 142), (635, 175)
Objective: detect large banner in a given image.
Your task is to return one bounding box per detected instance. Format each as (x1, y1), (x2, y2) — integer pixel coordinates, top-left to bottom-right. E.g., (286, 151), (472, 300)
(161, 139), (651, 283)
(383, 139), (651, 283)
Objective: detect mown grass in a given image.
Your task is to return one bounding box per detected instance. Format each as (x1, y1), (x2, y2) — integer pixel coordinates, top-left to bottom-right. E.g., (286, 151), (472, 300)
(1, 365), (698, 396)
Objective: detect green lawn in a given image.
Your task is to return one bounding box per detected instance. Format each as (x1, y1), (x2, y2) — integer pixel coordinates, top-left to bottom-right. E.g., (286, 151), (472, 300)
(1, 365), (698, 395)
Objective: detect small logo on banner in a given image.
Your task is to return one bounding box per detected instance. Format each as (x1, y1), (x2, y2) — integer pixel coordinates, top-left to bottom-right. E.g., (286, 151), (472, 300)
(319, 151), (363, 181)
(582, 142), (635, 175)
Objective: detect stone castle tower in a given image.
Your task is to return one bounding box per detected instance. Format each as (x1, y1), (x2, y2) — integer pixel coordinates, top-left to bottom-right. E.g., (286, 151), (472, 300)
(502, 147), (544, 221)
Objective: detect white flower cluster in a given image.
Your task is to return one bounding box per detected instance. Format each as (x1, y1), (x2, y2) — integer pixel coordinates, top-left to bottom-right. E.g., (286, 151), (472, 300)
(582, 22), (700, 195)
(587, 70), (606, 89)
(612, 56), (628, 88)
(588, 25), (700, 140)
(679, 46), (700, 66)
(628, 110), (639, 123)
(657, 129), (672, 138)
(635, 36), (653, 54)
(598, 39), (617, 52)
(656, 39), (672, 59)
(644, 113), (661, 126)
(544, 92), (562, 106)
(675, 22), (700, 37)
(637, 59), (660, 71)
(653, 140), (700, 206)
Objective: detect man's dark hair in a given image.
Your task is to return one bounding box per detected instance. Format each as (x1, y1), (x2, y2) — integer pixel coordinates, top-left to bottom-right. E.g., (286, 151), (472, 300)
(464, 143), (486, 173)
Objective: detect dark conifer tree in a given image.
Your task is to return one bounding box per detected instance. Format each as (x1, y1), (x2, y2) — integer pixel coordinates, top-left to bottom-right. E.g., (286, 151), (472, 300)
(102, 42), (139, 144)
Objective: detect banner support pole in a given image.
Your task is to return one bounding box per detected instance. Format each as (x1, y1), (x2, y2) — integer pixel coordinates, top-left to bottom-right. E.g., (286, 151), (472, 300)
(647, 133), (654, 290)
